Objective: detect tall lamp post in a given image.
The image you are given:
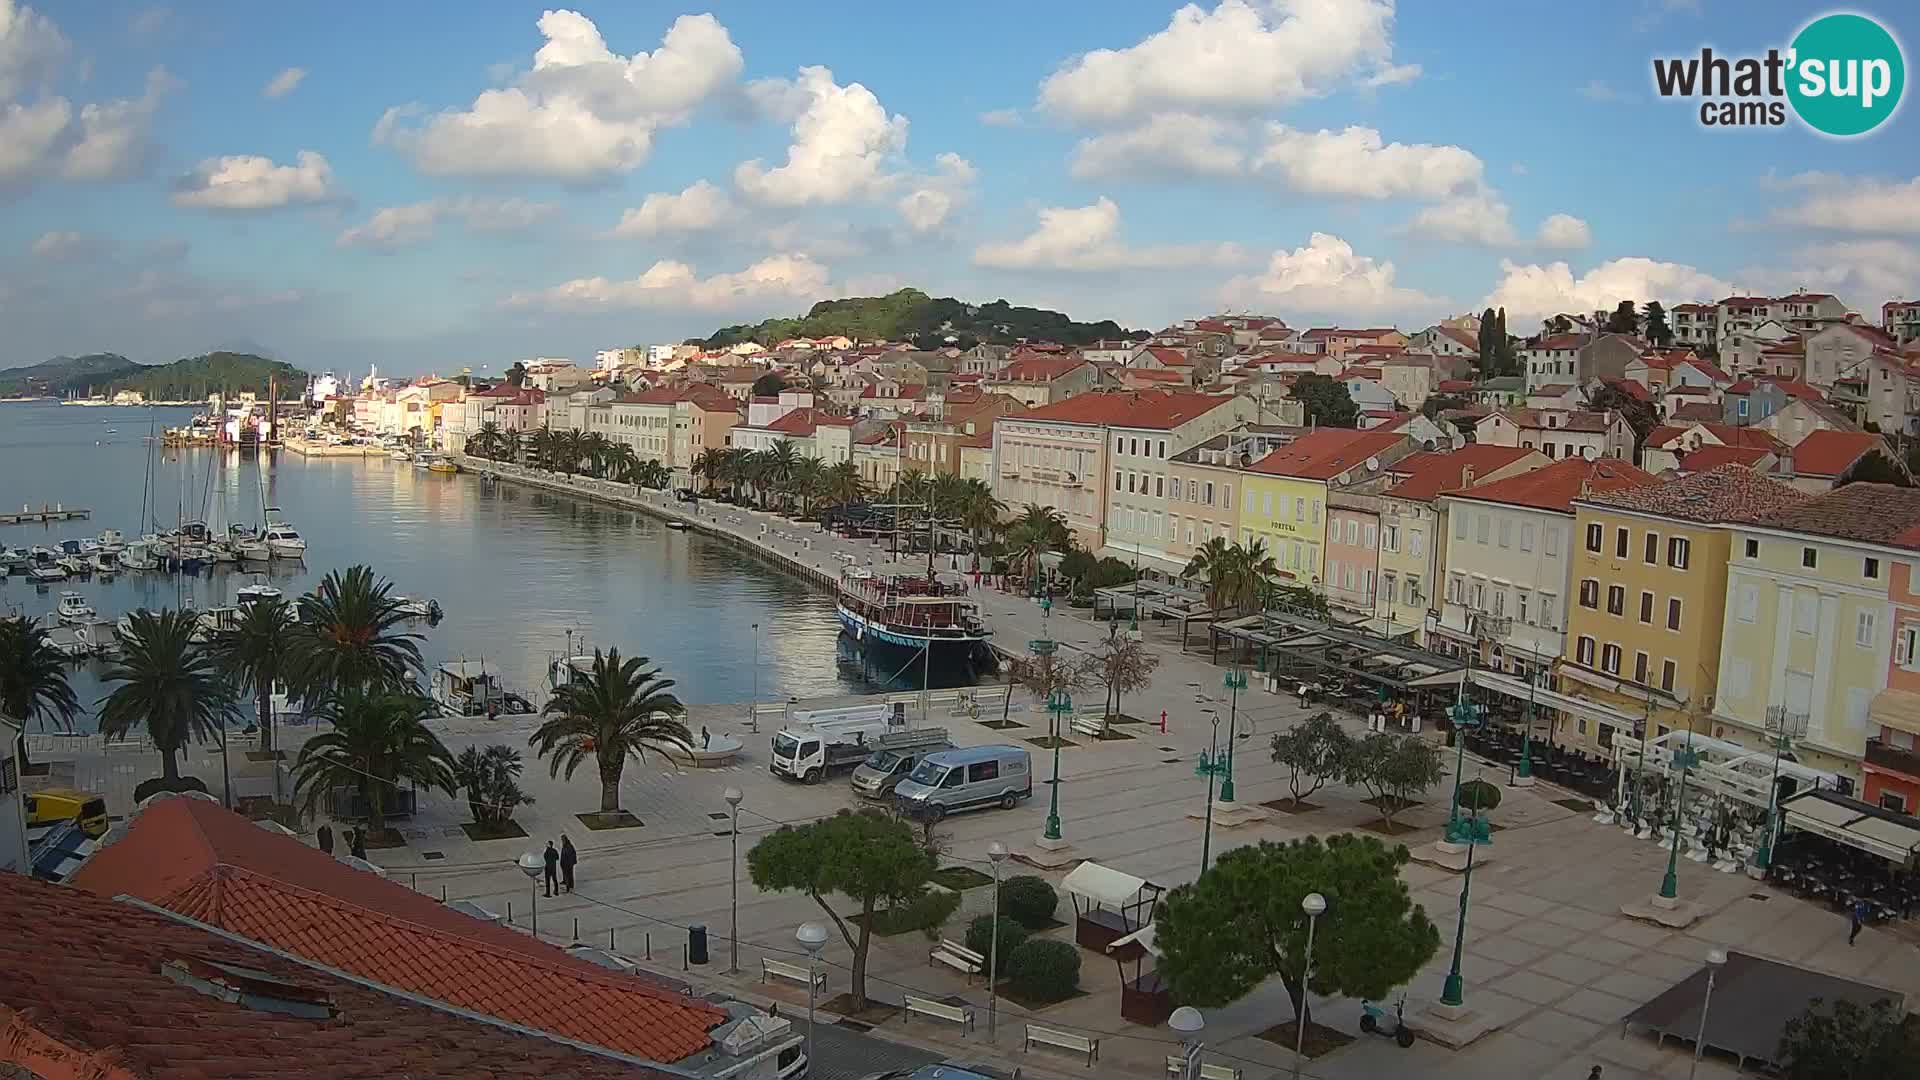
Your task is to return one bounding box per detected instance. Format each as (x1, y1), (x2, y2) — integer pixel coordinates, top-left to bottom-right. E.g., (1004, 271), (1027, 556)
(1030, 595), (1072, 845)
(1294, 892), (1327, 1080)
(723, 787), (744, 974)
(748, 621), (760, 734)
(1688, 949), (1728, 1080)
(1659, 730), (1703, 901)
(1754, 707), (1809, 871)
(1438, 796), (1492, 1008)
(1220, 666), (1247, 803)
(987, 841), (1009, 1040)
(1443, 696), (1487, 845)
(796, 922), (828, 1074)
(1168, 1006), (1205, 1080)
(1196, 711), (1228, 874)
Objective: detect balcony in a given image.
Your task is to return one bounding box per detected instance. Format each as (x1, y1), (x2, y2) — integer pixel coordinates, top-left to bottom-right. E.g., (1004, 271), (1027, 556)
(1866, 738), (1920, 782)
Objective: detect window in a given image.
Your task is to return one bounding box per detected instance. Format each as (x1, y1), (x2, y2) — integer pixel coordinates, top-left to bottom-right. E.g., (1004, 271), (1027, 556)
(1295, 497), (1306, 522)
(1900, 624), (1920, 670)
(1204, 481), (1214, 505)
(1667, 597), (1682, 630)
(1601, 643), (1622, 674)
(1491, 588), (1505, 616)
(1794, 590), (1817, 635)
(1364, 524), (1377, 549)
(1382, 573), (1396, 603)
(1546, 526), (1562, 556)
(1410, 531), (1425, 557)
(1384, 524), (1399, 552)
(968, 758), (1000, 782)
(1585, 522), (1603, 552)
(1644, 532), (1659, 564)
(1472, 580), (1486, 609)
(1449, 574), (1465, 603)
(1802, 546), (1817, 569)
(1499, 520), (1513, 548)
(1668, 537), (1691, 569)
(1346, 519), (1359, 545)
(1455, 513), (1467, 541)
(1866, 557), (1881, 580)
(1615, 527), (1630, 559)
(1576, 635), (1596, 665)
(1312, 500), (1322, 524)
(1745, 538), (1759, 558)
(1737, 583), (1759, 622)
(1580, 579), (1600, 608)
(1606, 584), (1626, 615)
(1477, 514), (1491, 543)
(1158, 440), (1166, 459)
(1129, 438), (1138, 455)
(1154, 476), (1164, 498)
(1245, 489), (1255, 513)
(1520, 523), (1535, 552)
(1223, 484), (1232, 508)
(1857, 608), (1878, 648)
(1408, 576), (1422, 604)
(1262, 493), (1272, 516)
(1661, 659), (1677, 692)
(1634, 652), (1649, 684)
(1882, 792), (1909, 814)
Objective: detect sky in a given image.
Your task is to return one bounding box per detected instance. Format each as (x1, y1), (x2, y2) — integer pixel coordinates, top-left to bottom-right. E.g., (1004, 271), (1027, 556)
(1, 0), (1916, 376)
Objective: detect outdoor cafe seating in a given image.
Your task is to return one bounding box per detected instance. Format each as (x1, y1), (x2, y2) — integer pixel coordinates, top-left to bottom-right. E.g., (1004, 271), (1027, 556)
(1461, 720), (1618, 800)
(1767, 789), (1920, 922)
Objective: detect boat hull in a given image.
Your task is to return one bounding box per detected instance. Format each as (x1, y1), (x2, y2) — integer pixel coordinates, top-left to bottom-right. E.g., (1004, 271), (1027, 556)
(835, 603), (988, 657)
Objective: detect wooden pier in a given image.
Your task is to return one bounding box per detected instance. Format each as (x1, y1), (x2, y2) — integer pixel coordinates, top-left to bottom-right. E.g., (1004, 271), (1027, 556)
(0, 506), (90, 526)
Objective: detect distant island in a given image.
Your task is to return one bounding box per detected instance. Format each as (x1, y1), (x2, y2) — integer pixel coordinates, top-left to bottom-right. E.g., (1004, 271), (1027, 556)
(694, 288), (1145, 350)
(0, 351), (307, 400)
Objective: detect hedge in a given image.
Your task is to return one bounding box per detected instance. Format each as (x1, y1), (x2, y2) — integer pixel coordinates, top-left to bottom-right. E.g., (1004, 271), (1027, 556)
(999, 875), (1059, 930)
(1006, 938), (1081, 1003)
(964, 914), (1028, 971)
(1458, 778), (1502, 812)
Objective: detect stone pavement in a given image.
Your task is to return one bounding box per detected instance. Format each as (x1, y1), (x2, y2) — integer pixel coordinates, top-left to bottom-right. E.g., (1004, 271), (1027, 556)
(42, 471), (1920, 1080)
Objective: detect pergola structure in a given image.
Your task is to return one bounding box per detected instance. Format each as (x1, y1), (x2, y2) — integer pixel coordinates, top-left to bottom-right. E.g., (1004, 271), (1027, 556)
(1612, 730), (1844, 813)
(1091, 579), (1223, 646)
(1205, 610), (1469, 701)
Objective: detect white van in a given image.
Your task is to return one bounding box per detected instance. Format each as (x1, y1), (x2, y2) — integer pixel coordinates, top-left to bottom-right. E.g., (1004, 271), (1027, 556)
(891, 745), (1032, 821)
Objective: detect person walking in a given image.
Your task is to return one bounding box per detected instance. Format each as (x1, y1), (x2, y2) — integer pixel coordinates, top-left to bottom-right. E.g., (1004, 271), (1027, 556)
(559, 835), (578, 893)
(542, 840), (560, 898)
(1588, 1067), (1603, 1080)
(1849, 897), (1870, 945)
(349, 828), (367, 860)
(316, 823), (334, 857)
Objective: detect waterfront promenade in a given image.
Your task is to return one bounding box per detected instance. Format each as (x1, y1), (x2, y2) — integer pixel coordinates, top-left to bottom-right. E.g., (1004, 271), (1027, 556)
(40, 456), (1920, 1079)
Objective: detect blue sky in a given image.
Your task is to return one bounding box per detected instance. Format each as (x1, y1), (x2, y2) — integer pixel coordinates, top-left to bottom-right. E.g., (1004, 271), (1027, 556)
(2, 0), (1914, 375)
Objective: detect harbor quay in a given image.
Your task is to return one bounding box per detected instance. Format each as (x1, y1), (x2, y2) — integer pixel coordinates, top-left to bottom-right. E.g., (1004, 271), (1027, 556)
(32, 458), (1920, 1080)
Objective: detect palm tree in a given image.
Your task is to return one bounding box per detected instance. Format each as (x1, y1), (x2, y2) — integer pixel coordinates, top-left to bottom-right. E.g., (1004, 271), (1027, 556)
(1236, 538), (1280, 614)
(204, 597), (299, 755)
(789, 456), (826, 515)
(292, 565), (424, 695)
(0, 615), (81, 773)
(525, 428), (557, 470)
(98, 609), (237, 795)
(528, 649), (691, 815)
(499, 428), (521, 465)
(450, 743), (534, 831)
(291, 688), (455, 839)
(821, 459), (865, 508)
(471, 420), (503, 460)
(764, 440), (800, 509)
(956, 480), (1006, 567)
(1182, 537), (1238, 615)
(1004, 503), (1070, 593)
(929, 473), (970, 519)
(602, 442), (639, 484)
(692, 448), (723, 493)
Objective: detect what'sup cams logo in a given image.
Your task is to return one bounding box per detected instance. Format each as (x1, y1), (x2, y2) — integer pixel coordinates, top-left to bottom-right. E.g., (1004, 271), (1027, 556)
(1652, 12), (1905, 136)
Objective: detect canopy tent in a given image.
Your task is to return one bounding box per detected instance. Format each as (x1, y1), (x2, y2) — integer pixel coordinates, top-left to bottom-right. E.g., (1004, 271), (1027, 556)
(1623, 951), (1903, 1072)
(1063, 861), (1164, 951)
(1782, 789), (1920, 866)
(1208, 610), (1467, 698)
(1613, 731), (1843, 813)
(1105, 922), (1170, 1026)
(1092, 579), (1222, 644)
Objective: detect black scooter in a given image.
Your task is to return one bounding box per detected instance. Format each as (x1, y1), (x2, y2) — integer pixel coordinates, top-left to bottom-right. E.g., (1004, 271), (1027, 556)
(1359, 996), (1416, 1048)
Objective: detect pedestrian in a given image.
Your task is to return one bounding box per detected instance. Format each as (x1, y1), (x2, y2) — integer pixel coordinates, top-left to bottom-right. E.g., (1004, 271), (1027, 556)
(543, 840), (560, 897)
(316, 823), (334, 856)
(560, 835), (578, 893)
(701, 725), (712, 749)
(349, 828), (367, 860)
(1850, 897), (1870, 945)
(1588, 1067), (1602, 1080)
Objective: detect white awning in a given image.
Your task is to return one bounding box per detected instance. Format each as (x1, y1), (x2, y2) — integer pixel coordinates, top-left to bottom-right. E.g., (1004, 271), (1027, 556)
(1063, 861), (1148, 908)
(1869, 689), (1920, 738)
(1782, 790), (1920, 866)
(1106, 922), (1160, 957)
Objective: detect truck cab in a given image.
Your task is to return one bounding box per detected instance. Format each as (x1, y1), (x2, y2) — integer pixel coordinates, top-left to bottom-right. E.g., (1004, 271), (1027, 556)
(26, 788), (109, 838)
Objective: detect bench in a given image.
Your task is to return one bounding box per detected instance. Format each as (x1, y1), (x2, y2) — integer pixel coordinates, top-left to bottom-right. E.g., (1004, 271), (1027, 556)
(760, 958), (826, 991)
(1164, 1057), (1242, 1080)
(1070, 714), (1108, 739)
(903, 994), (974, 1033)
(929, 939), (985, 981)
(1026, 1024), (1099, 1066)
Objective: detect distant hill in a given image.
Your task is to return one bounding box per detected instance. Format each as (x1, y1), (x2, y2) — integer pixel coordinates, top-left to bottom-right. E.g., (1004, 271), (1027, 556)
(0, 351), (306, 399)
(695, 288), (1144, 350)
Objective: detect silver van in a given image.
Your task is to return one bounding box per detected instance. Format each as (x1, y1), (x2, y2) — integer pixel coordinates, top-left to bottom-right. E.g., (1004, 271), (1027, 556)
(850, 745), (951, 799)
(892, 745), (1032, 820)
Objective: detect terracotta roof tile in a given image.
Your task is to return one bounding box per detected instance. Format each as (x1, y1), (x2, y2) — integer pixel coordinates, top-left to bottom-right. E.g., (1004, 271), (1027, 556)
(1445, 455), (1656, 513)
(70, 799), (723, 1065)
(996, 355), (1087, 382)
(1788, 429), (1887, 477)
(1677, 445), (1774, 472)
(1385, 446), (1543, 502)
(1728, 377), (1822, 400)
(1647, 423), (1786, 452)
(1248, 428), (1407, 480)
(1017, 389), (1240, 430)
(1580, 463), (1807, 522)
(1668, 402), (1724, 423)
(1752, 483), (1920, 547)
(0, 872), (675, 1079)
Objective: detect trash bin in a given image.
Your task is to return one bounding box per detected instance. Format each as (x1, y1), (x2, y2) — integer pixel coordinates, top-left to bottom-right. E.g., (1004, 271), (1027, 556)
(688, 924), (709, 966)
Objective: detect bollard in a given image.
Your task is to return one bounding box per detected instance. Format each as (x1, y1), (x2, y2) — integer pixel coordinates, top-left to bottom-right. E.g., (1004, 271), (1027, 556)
(410, 873), (417, 890)
(508, 900), (513, 922)
(441, 885), (447, 901)
(573, 917), (579, 942)
(683, 944), (689, 971)
(646, 932), (652, 960)
(1161, 710), (1168, 734)
(610, 927), (616, 950)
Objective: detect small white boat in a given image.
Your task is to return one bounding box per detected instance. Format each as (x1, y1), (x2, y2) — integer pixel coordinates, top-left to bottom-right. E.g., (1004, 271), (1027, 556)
(236, 538), (271, 562)
(390, 449), (412, 461)
(95, 529), (125, 553)
(191, 606), (240, 642)
(207, 542), (238, 564)
(394, 596), (442, 620)
(90, 551), (118, 575)
(236, 578), (283, 607)
(265, 524), (306, 559)
(117, 541), (160, 571)
(55, 555), (89, 576)
(26, 561), (66, 582)
(56, 591), (96, 624)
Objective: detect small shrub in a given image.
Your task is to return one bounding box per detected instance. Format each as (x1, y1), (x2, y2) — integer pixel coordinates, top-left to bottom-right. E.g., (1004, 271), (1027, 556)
(1006, 938), (1081, 1003)
(134, 775), (209, 804)
(1458, 778), (1502, 812)
(999, 875), (1059, 930)
(870, 887), (962, 938)
(965, 914), (1028, 970)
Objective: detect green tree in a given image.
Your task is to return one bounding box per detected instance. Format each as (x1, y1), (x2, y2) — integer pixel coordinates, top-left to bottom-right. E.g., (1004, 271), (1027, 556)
(0, 614), (82, 774)
(1269, 711), (1353, 807)
(98, 609), (237, 798)
(1478, 308), (1498, 373)
(1587, 381), (1659, 456)
(1092, 625), (1159, 720)
(291, 688), (455, 838)
(450, 744), (535, 831)
(1643, 301), (1673, 347)
(965, 914), (1028, 970)
(1289, 374), (1360, 428)
(1420, 393), (1471, 420)
(205, 596), (299, 755)
(1155, 835), (1440, 1030)
(1605, 300), (1639, 334)
(747, 808), (941, 1010)
(1343, 733), (1444, 830)
(1493, 308), (1518, 375)
(292, 566), (424, 695)
(529, 649), (691, 814)
(1838, 451), (1913, 488)
(505, 361), (528, 387)
(751, 371), (788, 397)
(1778, 997), (1920, 1080)
(1542, 314), (1573, 336)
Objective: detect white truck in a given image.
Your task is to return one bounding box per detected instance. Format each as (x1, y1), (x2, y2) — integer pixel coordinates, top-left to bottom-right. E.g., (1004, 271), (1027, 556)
(769, 703), (949, 783)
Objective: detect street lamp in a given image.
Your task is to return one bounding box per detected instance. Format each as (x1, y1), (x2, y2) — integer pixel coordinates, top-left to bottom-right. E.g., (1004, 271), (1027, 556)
(1754, 707), (1808, 871)
(1045, 687), (1073, 841)
(1294, 893), (1327, 1080)
(1443, 694), (1487, 845)
(1438, 796), (1491, 1009)
(748, 622), (760, 734)
(724, 787), (744, 974)
(987, 841), (1009, 1041)
(1221, 666), (1248, 803)
(1660, 731), (1704, 901)
(1688, 949), (1728, 1080)
(796, 921), (828, 1073)
(515, 851), (543, 936)
(1196, 710), (1227, 874)
(1168, 1005), (1205, 1080)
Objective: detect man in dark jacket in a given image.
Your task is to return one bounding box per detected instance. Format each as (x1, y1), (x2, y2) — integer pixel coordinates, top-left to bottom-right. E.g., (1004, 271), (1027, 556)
(316, 823), (334, 856)
(559, 835), (578, 892)
(543, 840), (560, 897)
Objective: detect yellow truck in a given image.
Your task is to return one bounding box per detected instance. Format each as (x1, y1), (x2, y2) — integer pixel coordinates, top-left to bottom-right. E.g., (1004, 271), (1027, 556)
(25, 788), (109, 839)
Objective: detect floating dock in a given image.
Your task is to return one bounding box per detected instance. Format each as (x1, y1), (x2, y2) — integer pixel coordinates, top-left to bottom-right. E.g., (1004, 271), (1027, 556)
(0, 506), (90, 525)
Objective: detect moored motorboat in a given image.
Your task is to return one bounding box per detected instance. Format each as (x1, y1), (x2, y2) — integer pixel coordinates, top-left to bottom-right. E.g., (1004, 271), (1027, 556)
(236, 577), (283, 607)
(90, 551), (118, 575)
(26, 556), (66, 582)
(394, 595), (443, 621)
(55, 591), (96, 625)
(117, 540), (159, 571)
(55, 555), (89, 576)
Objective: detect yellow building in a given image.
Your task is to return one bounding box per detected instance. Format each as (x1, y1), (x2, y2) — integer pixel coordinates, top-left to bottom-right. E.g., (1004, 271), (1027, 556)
(1240, 429), (1411, 588)
(1561, 466), (1810, 754)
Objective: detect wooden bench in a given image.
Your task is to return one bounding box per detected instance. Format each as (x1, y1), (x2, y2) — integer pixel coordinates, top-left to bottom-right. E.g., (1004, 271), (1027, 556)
(1025, 1024), (1099, 1065)
(902, 994), (974, 1033)
(1164, 1057), (1241, 1080)
(929, 939), (985, 981)
(1070, 714), (1108, 739)
(759, 958), (825, 991)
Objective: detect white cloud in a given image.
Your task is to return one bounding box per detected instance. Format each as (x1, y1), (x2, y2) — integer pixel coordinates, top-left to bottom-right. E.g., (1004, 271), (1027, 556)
(1362, 62), (1422, 88)
(0, 0), (172, 193)
(29, 229), (98, 260)
(1536, 213), (1591, 250)
(1746, 240), (1920, 306)
(262, 67), (305, 99)
(898, 189), (954, 232)
(0, 0), (66, 101)
(507, 254), (830, 312)
(338, 195), (558, 250)
(973, 196), (1241, 271)
(376, 11), (742, 179)
(614, 179), (736, 237)
(1254, 124), (1483, 199)
(59, 68), (174, 181)
(979, 107), (1023, 127)
(173, 150), (338, 210)
(1404, 195), (1517, 246)
(1038, 0), (1407, 123)
(1578, 80), (1636, 103)
(1070, 113), (1245, 179)
(896, 151), (976, 232)
(1482, 256), (1731, 323)
(1220, 231), (1438, 314)
(1770, 173), (1920, 234)
(735, 66), (908, 207)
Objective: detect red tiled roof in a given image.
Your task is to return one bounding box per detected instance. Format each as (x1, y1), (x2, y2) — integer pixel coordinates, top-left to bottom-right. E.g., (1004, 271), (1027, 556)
(1530, 334), (1587, 350)
(1678, 445), (1774, 472)
(1673, 302), (1714, 313)
(996, 355), (1088, 382)
(1124, 368), (1188, 383)
(765, 407), (829, 435)
(679, 384), (738, 412)
(1603, 377), (1653, 402)
(1248, 428), (1407, 481)
(1684, 358), (1732, 382)
(0, 872), (675, 1080)
(1669, 402), (1723, 423)
(1145, 346), (1193, 367)
(1436, 379), (1475, 392)
(1646, 423), (1786, 452)
(1728, 376), (1822, 400)
(1788, 429), (1886, 477)
(1583, 462), (1806, 522)
(1445, 455), (1656, 513)
(1385, 446), (1542, 502)
(1017, 389), (1240, 430)
(1754, 483), (1920, 548)
(70, 799), (724, 1064)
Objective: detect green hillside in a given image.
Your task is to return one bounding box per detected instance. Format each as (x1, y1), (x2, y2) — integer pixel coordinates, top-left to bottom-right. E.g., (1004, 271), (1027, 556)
(697, 288), (1142, 349)
(0, 351), (305, 399)
(0, 353), (142, 396)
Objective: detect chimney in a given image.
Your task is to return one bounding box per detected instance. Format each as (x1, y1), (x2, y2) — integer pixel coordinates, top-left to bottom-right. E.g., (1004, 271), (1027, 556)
(1460, 465), (1477, 488)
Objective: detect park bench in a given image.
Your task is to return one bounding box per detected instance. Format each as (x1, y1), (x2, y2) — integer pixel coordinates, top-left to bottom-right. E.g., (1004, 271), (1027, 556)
(1025, 1024), (1099, 1065)
(929, 938), (985, 981)
(760, 958), (825, 991)
(903, 994), (974, 1033)
(1069, 713), (1109, 739)
(1164, 1057), (1242, 1080)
